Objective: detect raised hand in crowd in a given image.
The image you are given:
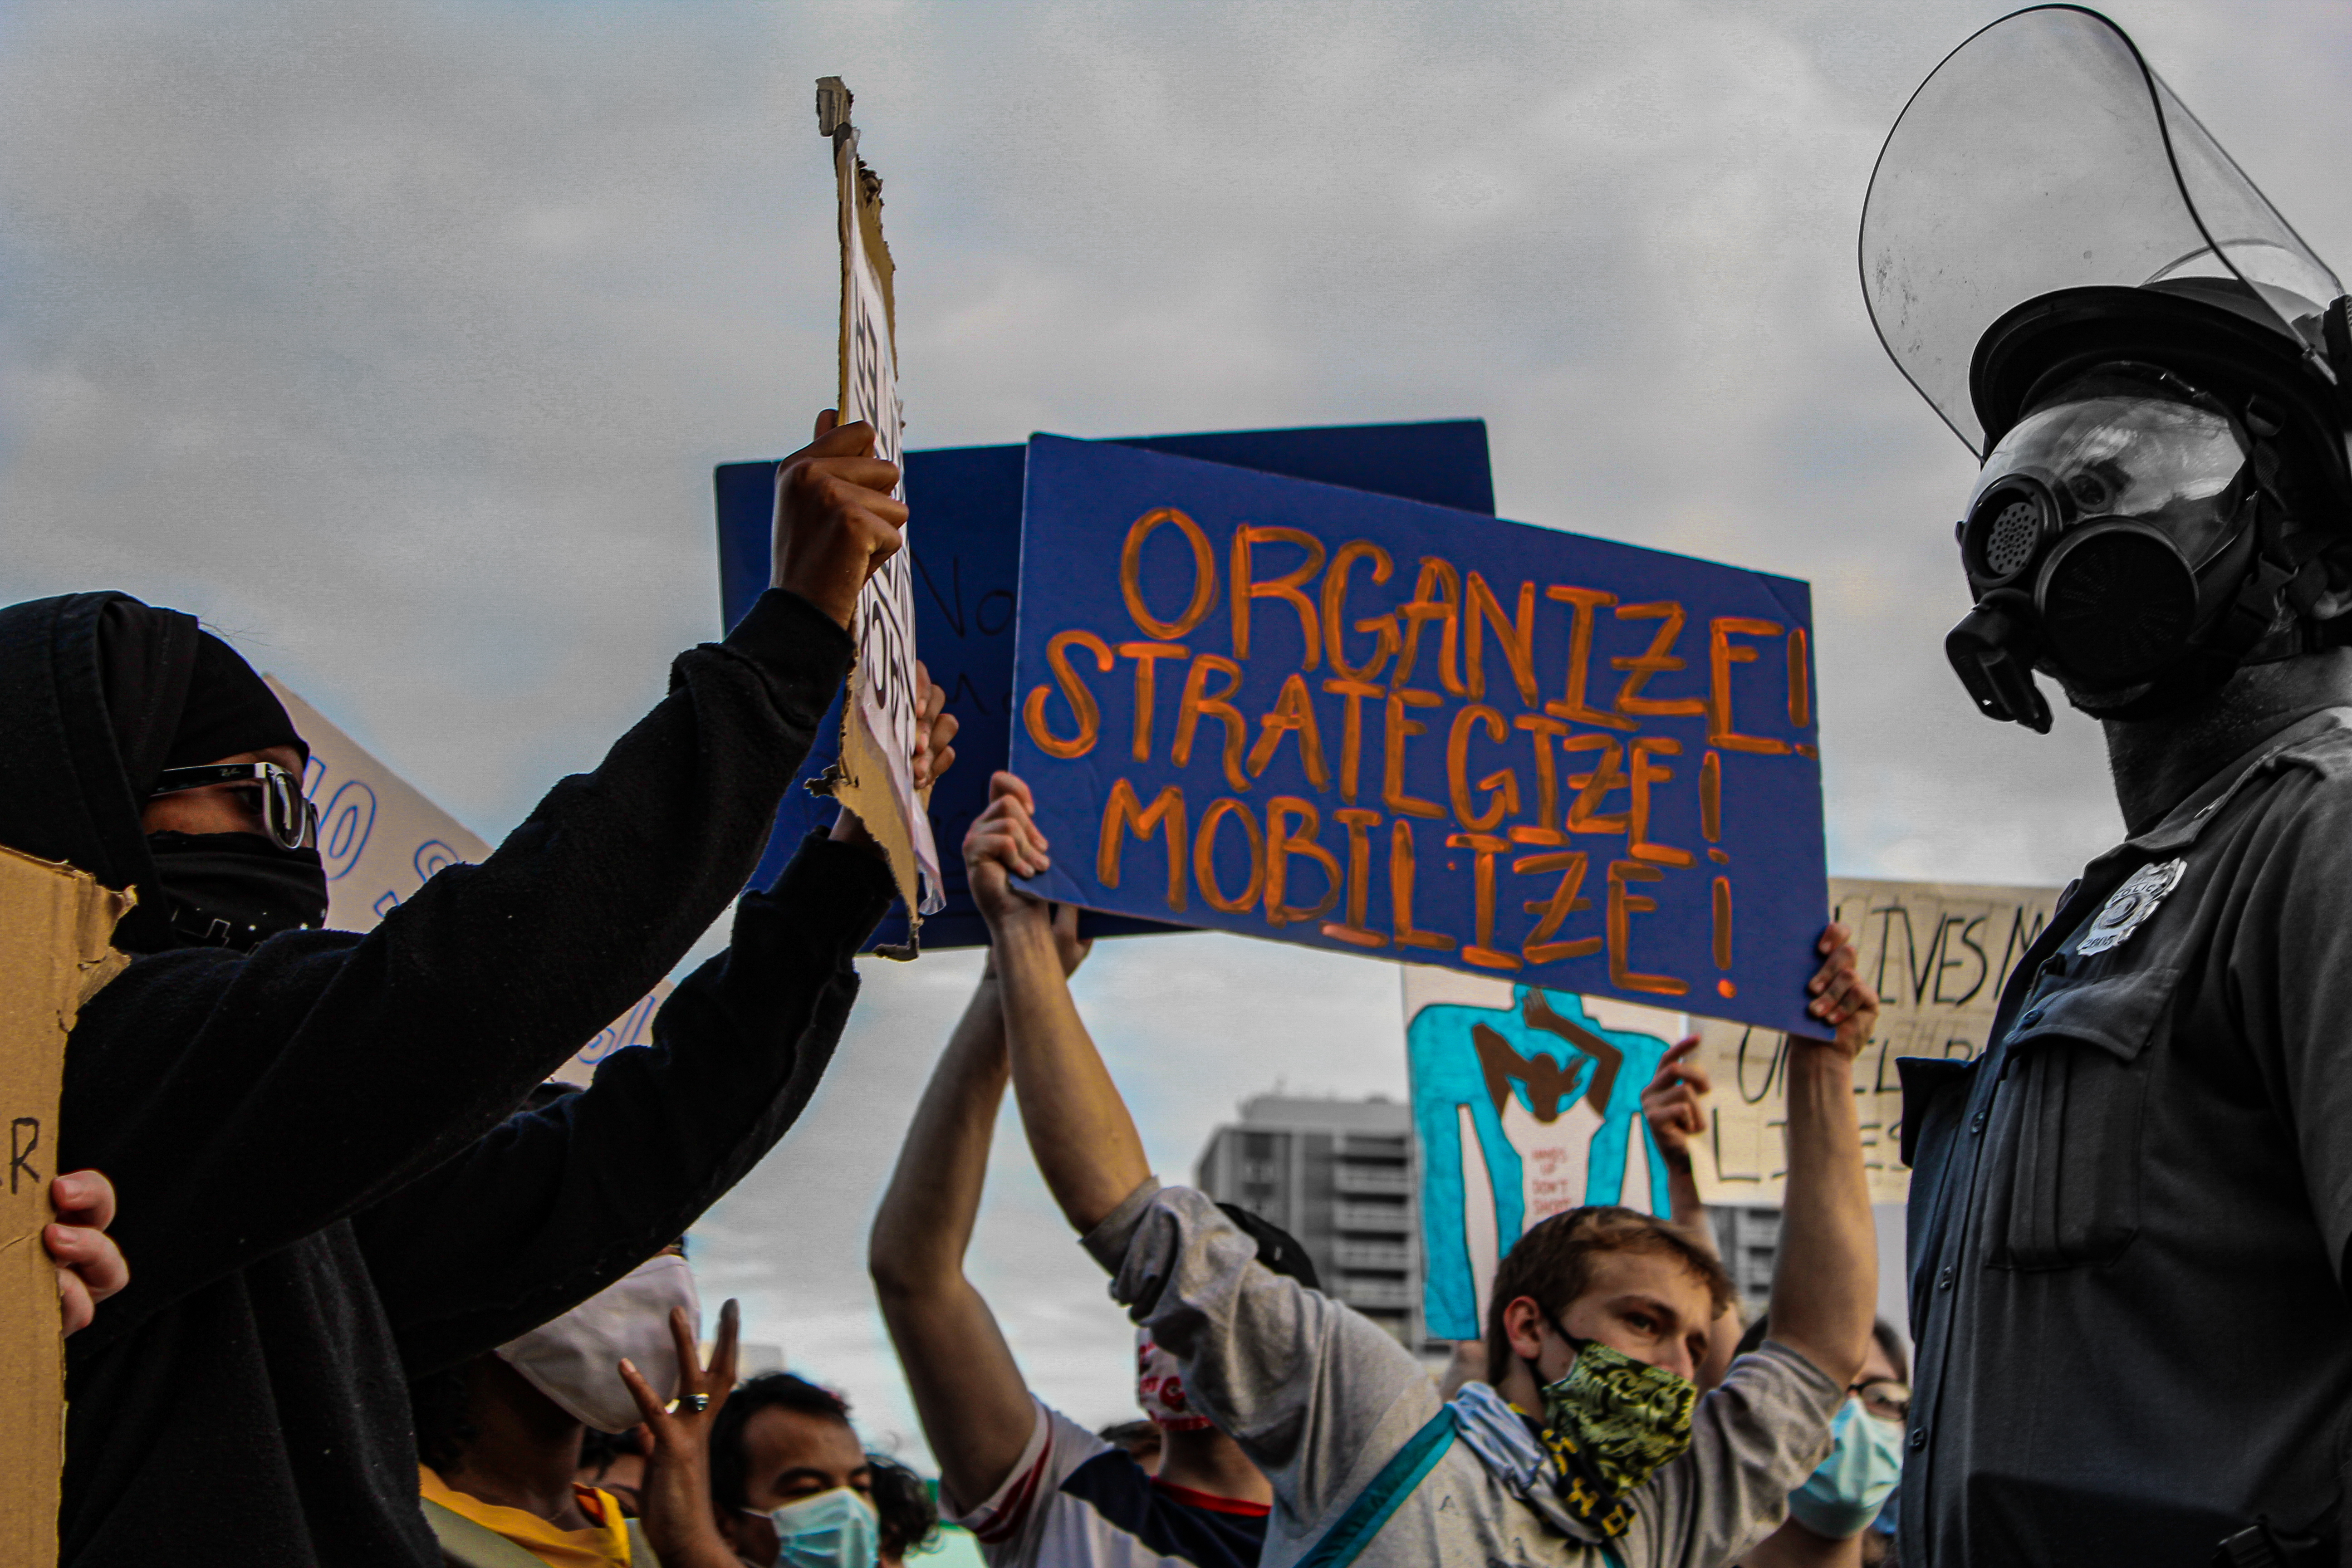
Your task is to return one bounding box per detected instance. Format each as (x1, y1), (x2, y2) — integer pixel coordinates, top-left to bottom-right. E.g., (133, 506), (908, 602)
(43, 1168), (126, 1336)
(772, 409), (908, 628)
(619, 1299), (742, 1568)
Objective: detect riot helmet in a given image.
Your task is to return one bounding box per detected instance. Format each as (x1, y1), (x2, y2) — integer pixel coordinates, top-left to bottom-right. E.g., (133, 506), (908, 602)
(1861, 5), (2352, 730)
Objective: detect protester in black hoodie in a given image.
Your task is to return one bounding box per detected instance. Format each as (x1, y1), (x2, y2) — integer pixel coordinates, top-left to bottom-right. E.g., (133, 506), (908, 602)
(0, 415), (938, 1567)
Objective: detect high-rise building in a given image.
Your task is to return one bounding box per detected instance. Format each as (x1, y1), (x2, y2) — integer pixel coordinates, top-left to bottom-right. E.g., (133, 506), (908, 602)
(1710, 1204), (1780, 1313)
(1194, 1095), (1423, 1346)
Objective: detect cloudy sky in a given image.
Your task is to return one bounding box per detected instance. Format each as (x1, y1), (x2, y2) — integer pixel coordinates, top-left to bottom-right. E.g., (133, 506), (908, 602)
(9, 0), (2352, 1463)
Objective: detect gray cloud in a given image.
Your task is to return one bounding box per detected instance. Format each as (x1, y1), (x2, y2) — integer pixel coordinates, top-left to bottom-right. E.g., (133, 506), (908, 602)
(9, 0), (2350, 1461)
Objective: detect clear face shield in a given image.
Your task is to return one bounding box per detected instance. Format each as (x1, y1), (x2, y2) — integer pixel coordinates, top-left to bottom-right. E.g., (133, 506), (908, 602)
(1860, 5), (2348, 728)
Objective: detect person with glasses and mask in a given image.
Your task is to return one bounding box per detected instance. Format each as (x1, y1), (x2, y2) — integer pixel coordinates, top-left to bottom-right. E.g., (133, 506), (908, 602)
(1724, 1317), (1906, 1568)
(2, 413), (945, 1568)
(959, 770), (1882, 1568)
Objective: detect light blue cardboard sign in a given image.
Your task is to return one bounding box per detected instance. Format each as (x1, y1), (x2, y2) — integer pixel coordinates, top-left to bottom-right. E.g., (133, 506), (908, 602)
(1406, 976), (1684, 1339)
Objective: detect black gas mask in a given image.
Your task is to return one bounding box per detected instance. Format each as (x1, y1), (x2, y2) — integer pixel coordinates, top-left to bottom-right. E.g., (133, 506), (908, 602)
(1945, 370), (2269, 730)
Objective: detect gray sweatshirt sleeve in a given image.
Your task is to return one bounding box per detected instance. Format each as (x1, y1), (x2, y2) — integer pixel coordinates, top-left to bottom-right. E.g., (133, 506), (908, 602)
(1627, 1342), (1844, 1568)
(1083, 1181), (1441, 1530)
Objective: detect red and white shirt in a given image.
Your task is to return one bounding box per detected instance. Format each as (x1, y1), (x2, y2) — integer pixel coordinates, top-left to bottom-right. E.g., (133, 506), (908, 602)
(951, 1401), (1269, 1568)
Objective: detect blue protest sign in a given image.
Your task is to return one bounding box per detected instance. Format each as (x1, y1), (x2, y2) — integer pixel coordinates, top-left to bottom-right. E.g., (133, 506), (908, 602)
(714, 419), (1495, 949)
(1007, 435), (1827, 1034)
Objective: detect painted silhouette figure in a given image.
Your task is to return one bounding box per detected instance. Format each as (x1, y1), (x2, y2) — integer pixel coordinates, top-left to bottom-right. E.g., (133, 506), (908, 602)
(1409, 986), (1673, 1338)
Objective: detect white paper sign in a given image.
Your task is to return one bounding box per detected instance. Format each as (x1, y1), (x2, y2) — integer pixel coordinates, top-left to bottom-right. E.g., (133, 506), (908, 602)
(829, 108), (944, 933)
(268, 678), (667, 1084)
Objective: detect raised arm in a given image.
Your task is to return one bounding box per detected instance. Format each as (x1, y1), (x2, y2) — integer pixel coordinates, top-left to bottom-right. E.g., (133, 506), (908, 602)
(965, 773), (1150, 1231)
(869, 905), (1091, 1510)
(60, 414), (908, 1348)
(1640, 1039), (1744, 1387)
(1765, 924), (1879, 1388)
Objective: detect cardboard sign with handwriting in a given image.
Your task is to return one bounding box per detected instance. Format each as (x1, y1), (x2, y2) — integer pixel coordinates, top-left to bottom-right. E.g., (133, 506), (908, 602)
(1688, 875), (2061, 1205)
(818, 86), (943, 943)
(0, 846), (131, 1564)
(1010, 435), (1828, 1034)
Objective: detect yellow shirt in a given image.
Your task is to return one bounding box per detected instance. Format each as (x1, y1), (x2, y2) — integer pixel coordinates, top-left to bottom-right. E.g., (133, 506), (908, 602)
(420, 1464), (634, 1568)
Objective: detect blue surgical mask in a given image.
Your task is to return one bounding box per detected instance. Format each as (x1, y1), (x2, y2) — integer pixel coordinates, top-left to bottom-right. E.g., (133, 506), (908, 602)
(764, 1487), (879, 1568)
(1787, 1398), (1903, 1539)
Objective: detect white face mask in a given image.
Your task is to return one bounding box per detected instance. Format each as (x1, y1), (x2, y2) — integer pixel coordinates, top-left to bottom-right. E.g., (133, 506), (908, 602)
(495, 1254), (700, 1433)
(762, 1487), (879, 1568)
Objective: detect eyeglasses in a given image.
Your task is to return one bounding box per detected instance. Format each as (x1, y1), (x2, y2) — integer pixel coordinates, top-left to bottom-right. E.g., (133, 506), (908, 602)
(148, 762), (318, 851)
(1852, 1378), (1911, 1421)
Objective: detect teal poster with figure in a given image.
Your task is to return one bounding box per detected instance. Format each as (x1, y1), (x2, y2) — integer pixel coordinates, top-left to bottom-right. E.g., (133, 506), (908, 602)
(1404, 966), (1688, 1340)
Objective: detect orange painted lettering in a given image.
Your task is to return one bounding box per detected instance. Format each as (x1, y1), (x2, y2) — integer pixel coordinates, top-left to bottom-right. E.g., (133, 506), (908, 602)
(1515, 850), (1599, 965)
(1022, 629), (1113, 760)
(1708, 617), (1791, 755)
(1628, 736), (1692, 867)
(1120, 508), (1217, 640)
(1464, 573), (1540, 705)
(1446, 704), (1519, 832)
(1388, 819), (1456, 952)
(1321, 678), (1383, 804)
(1446, 832), (1520, 970)
(1323, 540), (1397, 682)
(1562, 735), (1630, 836)
(1098, 779), (1188, 911)
(1172, 654), (1252, 792)
(1392, 558), (1465, 696)
(1611, 602), (1705, 718)
(1117, 642), (1189, 762)
(1266, 797), (1342, 927)
(1382, 688), (1446, 820)
(1544, 585), (1634, 732)
(1230, 525), (1326, 668)
(1247, 671), (1331, 789)
(1323, 807), (1387, 948)
(1510, 715), (1568, 846)
(1193, 798), (1265, 913)
(1607, 860), (1689, 997)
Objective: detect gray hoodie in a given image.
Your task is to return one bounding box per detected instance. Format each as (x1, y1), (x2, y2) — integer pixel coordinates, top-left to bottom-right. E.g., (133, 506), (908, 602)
(1085, 1181), (1841, 1568)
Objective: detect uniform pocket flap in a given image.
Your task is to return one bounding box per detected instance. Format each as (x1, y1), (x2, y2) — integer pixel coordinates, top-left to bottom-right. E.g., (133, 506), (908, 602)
(2006, 966), (2180, 1064)
(1898, 1056), (1974, 1168)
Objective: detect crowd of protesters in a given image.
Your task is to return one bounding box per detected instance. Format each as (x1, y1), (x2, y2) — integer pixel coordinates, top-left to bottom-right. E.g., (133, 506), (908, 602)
(10, 402), (1899, 1568)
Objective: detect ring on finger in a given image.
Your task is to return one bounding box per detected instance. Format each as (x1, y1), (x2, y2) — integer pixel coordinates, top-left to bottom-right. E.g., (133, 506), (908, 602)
(679, 1393), (711, 1414)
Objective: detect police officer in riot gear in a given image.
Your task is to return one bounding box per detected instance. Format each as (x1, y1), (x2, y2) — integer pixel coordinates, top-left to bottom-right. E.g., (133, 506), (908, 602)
(1862, 9), (2352, 1564)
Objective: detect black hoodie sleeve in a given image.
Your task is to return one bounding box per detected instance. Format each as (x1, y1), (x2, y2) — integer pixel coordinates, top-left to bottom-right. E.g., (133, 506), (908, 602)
(60, 589), (860, 1350)
(353, 831), (895, 1375)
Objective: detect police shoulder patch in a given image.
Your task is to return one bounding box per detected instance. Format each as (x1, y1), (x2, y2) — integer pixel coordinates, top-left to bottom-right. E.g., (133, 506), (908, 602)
(2077, 858), (2186, 956)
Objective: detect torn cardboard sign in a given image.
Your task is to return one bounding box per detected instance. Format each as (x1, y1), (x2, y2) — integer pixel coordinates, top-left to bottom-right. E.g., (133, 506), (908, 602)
(0, 845), (132, 1566)
(817, 75), (944, 948)
(1687, 874), (2061, 1205)
(267, 679), (668, 1085)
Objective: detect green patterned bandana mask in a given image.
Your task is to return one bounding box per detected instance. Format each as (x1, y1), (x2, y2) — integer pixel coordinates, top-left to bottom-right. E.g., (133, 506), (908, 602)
(1534, 1335), (1698, 1538)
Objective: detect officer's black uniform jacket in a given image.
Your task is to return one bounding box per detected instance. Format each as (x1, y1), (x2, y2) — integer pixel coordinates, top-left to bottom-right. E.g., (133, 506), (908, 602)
(1901, 707), (2352, 1567)
(0, 588), (894, 1567)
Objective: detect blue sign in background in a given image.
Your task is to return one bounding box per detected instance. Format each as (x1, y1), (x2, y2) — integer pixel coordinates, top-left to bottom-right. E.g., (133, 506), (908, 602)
(1008, 435), (1828, 1035)
(715, 419), (1495, 950)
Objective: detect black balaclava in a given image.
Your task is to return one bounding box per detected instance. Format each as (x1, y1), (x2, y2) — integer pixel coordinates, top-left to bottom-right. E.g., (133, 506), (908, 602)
(95, 600), (328, 952)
